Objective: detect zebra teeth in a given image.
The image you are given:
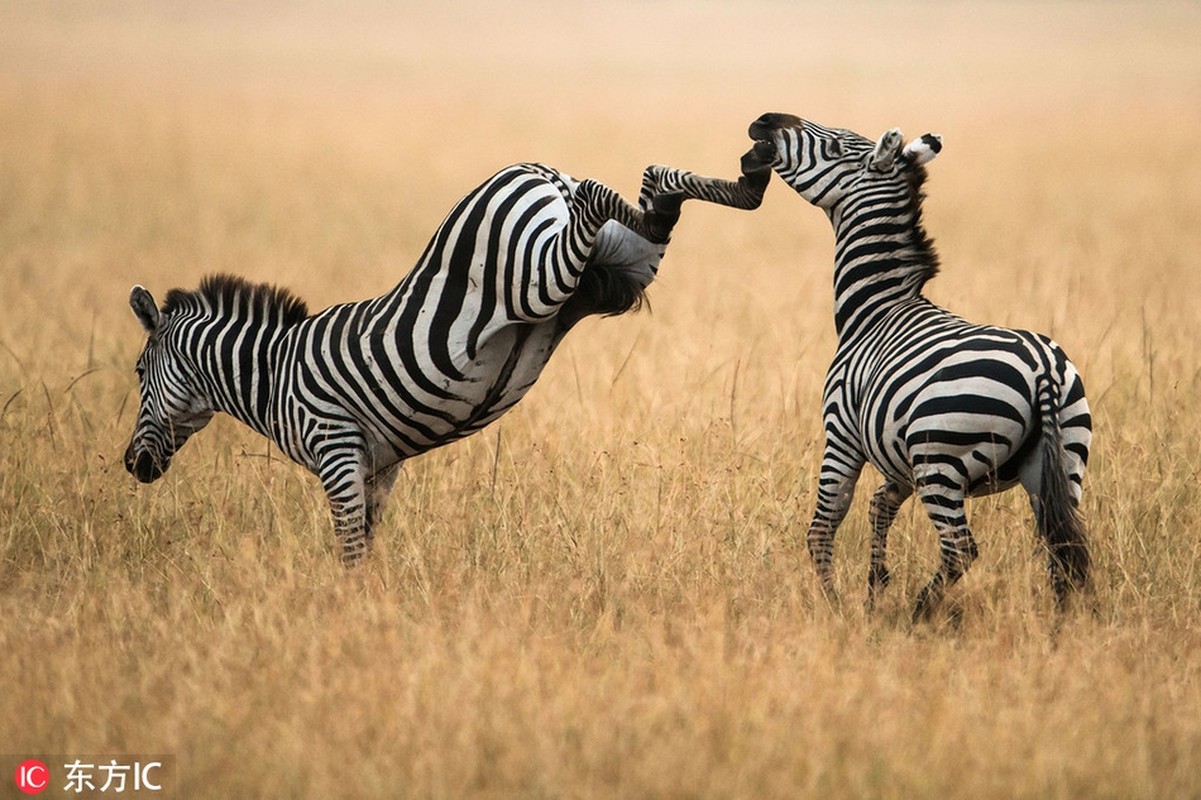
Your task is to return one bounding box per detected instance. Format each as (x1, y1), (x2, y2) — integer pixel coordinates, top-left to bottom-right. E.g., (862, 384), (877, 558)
(753, 139), (777, 157)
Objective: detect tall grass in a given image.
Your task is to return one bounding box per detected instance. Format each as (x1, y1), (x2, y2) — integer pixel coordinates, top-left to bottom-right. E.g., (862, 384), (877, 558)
(2, 3), (1200, 797)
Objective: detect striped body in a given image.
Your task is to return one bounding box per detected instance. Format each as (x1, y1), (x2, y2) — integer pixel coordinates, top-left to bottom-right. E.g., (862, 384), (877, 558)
(272, 164), (621, 473)
(126, 151), (772, 562)
(830, 300), (1089, 502)
(749, 113), (1091, 618)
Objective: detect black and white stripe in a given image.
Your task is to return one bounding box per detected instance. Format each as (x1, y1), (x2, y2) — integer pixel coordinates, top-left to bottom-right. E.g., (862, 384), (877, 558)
(749, 113), (1091, 618)
(125, 151), (772, 563)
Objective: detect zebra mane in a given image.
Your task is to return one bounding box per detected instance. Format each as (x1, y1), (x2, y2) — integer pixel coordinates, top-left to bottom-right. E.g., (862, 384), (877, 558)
(904, 163), (941, 290)
(162, 274), (310, 327)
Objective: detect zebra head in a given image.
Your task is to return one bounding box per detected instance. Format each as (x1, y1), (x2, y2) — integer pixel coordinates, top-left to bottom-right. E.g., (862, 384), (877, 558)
(124, 285), (214, 483)
(748, 113), (942, 210)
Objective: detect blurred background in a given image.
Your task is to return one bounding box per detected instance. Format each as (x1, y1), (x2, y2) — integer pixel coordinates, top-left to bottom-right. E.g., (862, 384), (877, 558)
(2, 2), (1198, 371)
(3, 2), (1198, 438)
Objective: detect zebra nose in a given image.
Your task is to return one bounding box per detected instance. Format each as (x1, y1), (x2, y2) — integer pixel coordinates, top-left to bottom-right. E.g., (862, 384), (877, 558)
(125, 444), (165, 483)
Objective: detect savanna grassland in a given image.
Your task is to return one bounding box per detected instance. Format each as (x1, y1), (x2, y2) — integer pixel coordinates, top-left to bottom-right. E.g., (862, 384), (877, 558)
(2, 2), (1200, 797)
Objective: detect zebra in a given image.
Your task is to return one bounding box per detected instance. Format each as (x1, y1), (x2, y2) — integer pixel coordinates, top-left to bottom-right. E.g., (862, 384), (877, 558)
(125, 145), (775, 563)
(747, 113), (1091, 620)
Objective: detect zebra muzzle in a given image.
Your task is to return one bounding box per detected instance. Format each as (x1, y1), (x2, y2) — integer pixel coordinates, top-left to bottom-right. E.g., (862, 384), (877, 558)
(748, 113), (799, 142)
(125, 443), (167, 483)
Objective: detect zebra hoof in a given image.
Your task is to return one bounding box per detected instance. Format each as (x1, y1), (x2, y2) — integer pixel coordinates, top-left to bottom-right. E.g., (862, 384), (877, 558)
(742, 140), (776, 183)
(645, 191), (683, 243)
(339, 546), (369, 567)
(869, 563), (891, 589)
(911, 588), (940, 623)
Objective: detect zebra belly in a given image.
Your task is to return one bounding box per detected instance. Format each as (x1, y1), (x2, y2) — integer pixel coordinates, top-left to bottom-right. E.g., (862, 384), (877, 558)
(354, 320), (561, 463)
(445, 320), (561, 428)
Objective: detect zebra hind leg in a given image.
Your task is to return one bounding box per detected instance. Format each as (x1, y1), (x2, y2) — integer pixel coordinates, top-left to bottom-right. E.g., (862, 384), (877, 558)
(573, 178), (679, 245)
(913, 481), (979, 622)
(866, 481), (911, 613)
(554, 180), (679, 330)
(637, 140), (775, 213)
(569, 138), (777, 251)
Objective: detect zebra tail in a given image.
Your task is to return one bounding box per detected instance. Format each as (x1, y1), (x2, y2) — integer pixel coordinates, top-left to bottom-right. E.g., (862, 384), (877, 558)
(1036, 379), (1090, 597)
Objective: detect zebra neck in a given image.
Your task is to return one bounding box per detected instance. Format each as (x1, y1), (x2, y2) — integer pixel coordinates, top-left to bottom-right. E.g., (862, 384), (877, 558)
(186, 316), (288, 441)
(828, 197), (939, 340)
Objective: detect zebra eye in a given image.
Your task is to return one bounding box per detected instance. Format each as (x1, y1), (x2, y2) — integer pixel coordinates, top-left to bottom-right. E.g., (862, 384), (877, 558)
(828, 140), (843, 157)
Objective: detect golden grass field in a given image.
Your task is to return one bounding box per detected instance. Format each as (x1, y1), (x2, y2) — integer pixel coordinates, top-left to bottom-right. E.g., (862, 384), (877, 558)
(2, 2), (1200, 797)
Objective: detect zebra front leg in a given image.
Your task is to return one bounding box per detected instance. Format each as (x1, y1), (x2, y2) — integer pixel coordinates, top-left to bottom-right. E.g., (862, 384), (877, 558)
(913, 479), (979, 622)
(638, 140), (775, 213)
(316, 442), (372, 565)
(805, 450), (863, 600)
(866, 481), (911, 613)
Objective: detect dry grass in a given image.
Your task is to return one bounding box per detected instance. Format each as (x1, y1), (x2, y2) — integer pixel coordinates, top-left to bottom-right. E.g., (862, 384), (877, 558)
(2, 2), (1201, 797)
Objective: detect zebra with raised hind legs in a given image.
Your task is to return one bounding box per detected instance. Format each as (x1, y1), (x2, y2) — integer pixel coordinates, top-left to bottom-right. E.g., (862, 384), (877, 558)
(124, 144), (775, 564)
(747, 113), (1091, 621)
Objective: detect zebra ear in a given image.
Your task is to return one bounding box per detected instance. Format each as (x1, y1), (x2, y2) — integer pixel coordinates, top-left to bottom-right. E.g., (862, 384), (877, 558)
(870, 128), (905, 171)
(903, 133), (943, 166)
(130, 285), (160, 336)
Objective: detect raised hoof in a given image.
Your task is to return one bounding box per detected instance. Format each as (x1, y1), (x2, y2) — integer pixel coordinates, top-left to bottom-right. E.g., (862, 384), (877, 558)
(645, 191), (683, 243)
(740, 140), (776, 185)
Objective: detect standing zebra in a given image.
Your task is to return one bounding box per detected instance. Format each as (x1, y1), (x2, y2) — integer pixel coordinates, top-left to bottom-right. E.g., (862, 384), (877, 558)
(748, 113), (1091, 619)
(125, 147), (774, 563)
